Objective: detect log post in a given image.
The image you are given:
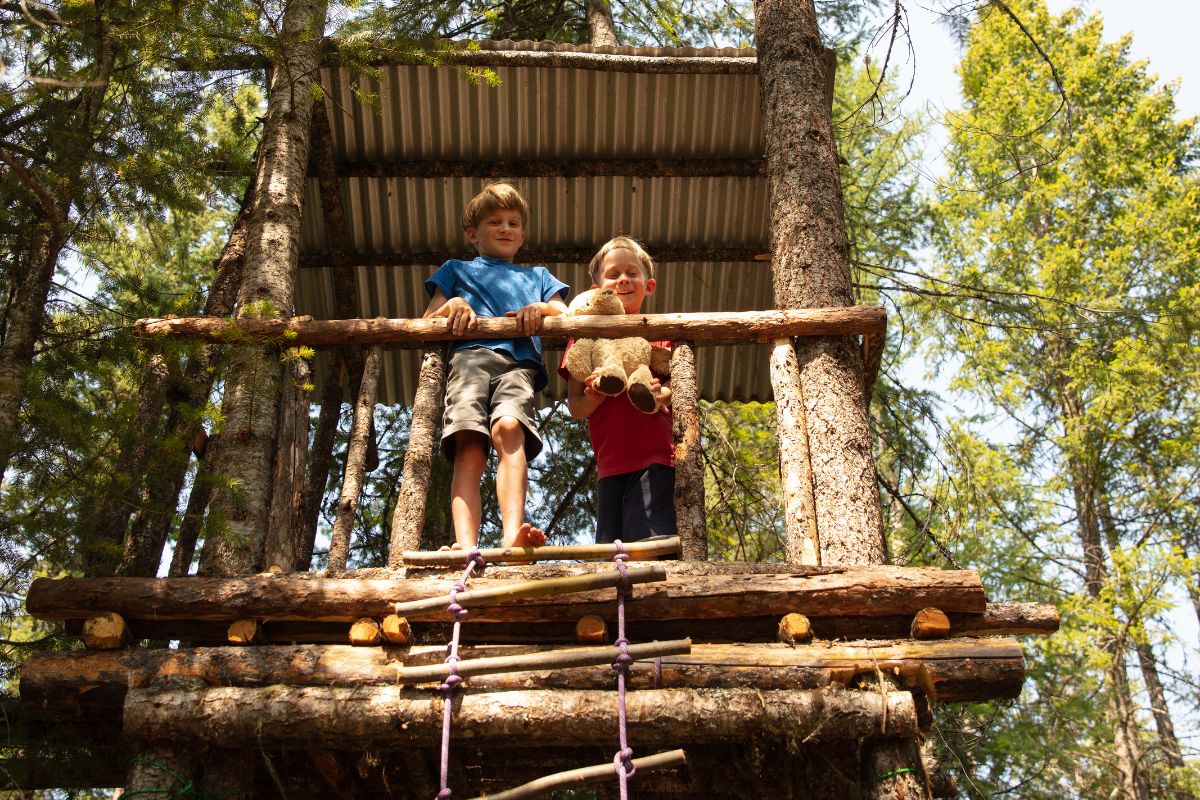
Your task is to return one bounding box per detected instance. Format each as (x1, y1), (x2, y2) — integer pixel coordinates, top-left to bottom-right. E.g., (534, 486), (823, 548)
(263, 352), (311, 572)
(753, 0), (885, 568)
(348, 618), (382, 646)
(328, 345), (382, 571)
(671, 342), (707, 561)
(389, 345), (445, 564)
(910, 608), (951, 640)
(770, 339), (820, 564)
(82, 612), (128, 650)
(777, 613), (812, 644)
(381, 614), (412, 645)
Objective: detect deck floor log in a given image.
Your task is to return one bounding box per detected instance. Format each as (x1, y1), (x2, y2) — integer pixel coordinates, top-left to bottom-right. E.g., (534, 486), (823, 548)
(27, 565), (986, 624)
(59, 600), (1057, 646)
(123, 685), (920, 747)
(23, 638), (1023, 714)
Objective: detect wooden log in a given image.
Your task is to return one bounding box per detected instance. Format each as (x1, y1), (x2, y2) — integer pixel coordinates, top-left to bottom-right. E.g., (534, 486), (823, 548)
(388, 346), (444, 564)
(22, 638), (1025, 712)
(132, 307), (887, 347)
(226, 618), (261, 645)
(671, 342), (707, 561)
(575, 615), (608, 644)
(82, 612), (128, 649)
(68, 601), (1054, 648)
(380, 614), (412, 645)
(328, 345), (382, 571)
(770, 339), (820, 564)
(348, 618), (382, 645)
(911, 607), (951, 640)
(123, 685), (920, 746)
(777, 612), (812, 643)
(467, 749), (686, 800)
(388, 565), (668, 616)
(28, 565), (985, 625)
(402, 537), (681, 566)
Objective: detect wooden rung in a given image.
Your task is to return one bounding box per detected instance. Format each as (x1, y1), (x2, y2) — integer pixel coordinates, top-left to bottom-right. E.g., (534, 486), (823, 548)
(466, 749), (687, 800)
(390, 564), (667, 616)
(402, 537), (681, 566)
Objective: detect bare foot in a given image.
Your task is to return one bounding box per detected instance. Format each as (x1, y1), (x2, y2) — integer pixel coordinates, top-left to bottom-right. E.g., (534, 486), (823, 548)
(438, 542), (465, 552)
(512, 522), (546, 548)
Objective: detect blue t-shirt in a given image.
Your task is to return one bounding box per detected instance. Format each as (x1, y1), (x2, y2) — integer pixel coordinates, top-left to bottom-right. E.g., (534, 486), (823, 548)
(425, 256), (569, 390)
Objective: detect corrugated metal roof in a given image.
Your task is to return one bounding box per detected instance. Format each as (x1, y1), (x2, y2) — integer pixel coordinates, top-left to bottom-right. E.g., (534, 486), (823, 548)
(297, 39), (808, 405)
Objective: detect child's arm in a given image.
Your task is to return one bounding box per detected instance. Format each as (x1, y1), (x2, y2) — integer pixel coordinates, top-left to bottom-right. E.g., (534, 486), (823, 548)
(424, 288), (477, 335)
(567, 374), (607, 420)
(508, 296), (568, 335)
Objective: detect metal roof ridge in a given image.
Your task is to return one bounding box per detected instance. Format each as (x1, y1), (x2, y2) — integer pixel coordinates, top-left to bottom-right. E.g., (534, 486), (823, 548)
(452, 38), (757, 59)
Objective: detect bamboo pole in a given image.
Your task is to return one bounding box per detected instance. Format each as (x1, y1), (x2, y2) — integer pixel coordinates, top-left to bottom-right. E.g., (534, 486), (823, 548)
(402, 537), (680, 566)
(388, 345), (445, 564)
(328, 345), (382, 571)
(670, 343), (707, 561)
(389, 564), (668, 616)
(468, 749), (687, 800)
(132, 307), (887, 346)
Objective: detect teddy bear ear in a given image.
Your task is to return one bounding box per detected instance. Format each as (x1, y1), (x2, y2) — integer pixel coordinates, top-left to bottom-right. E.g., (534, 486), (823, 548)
(567, 289), (597, 314)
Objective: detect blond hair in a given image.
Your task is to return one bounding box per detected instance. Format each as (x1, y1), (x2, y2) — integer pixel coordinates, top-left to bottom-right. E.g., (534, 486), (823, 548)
(461, 182), (529, 231)
(588, 236), (655, 283)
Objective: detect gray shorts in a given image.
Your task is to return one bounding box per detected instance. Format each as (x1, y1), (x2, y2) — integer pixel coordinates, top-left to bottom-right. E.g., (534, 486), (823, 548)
(442, 347), (543, 461)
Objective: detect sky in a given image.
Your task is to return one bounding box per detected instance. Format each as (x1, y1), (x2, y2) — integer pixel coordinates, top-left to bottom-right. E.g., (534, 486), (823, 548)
(897, 0), (1198, 174)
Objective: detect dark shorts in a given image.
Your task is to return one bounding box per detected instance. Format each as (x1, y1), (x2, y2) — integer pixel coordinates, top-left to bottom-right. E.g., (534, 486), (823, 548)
(442, 347), (543, 461)
(596, 464), (677, 544)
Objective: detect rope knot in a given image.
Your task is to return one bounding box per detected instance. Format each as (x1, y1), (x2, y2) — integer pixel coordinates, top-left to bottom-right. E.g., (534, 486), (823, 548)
(614, 748), (636, 777)
(612, 637), (633, 671)
(466, 548), (486, 571)
(437, 788), (452, 799)
(612, 540), (633, 594)
(440, 673), (463, 692)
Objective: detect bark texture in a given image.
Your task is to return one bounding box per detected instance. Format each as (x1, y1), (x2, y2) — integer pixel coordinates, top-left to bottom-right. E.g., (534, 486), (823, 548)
(328, 346), (382, 570)
(770, 340), (819, 564)
(388, 346), (445, 564)
(585, 0), (619, 46)
(670, 342), (707, 561)
(754, 0), (885, 567)
(262, 353), (312, 572)
(202, 0), (329, 576)
(124, 685), (919, 747)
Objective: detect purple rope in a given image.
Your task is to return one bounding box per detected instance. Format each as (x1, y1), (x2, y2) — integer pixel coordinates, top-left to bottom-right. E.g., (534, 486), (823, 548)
(611, 541), (636, 799)
(433, 548), (485, 799)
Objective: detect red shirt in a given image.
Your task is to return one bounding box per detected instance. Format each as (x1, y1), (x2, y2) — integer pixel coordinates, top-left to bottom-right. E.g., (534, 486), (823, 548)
(559, 341), (675, 479)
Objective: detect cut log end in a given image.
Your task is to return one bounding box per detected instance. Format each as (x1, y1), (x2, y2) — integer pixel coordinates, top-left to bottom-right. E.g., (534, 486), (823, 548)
(349, 618), (383, 646)
(381, 615), (412, 645)
(575, 615), (608, 644)
(778, 613), (812, 644)
(82, 612), (128, 650)
(911, 608), (951, 640)
(227, 619), (261, 645)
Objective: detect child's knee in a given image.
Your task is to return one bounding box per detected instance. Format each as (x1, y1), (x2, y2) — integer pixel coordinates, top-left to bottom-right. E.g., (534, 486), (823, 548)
(490, 415), (525, 447)
(453, 432), (488, 473)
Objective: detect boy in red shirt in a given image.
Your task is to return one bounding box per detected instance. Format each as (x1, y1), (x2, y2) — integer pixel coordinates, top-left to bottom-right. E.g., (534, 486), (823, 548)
(559, 237), (675, 543)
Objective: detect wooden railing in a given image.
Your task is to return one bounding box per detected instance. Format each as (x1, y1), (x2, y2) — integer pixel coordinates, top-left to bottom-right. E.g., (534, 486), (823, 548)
(133, 307), (886, 569)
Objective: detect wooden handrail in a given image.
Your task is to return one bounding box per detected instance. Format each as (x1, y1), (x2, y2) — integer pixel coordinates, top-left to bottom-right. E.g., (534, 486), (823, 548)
(132, 306), (885, 347)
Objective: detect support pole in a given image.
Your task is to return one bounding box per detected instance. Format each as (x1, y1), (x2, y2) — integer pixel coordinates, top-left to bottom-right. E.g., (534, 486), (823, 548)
(670, 342), (707, 561)
(389, 345), (445, 565)
(769, 339), (819, 564)
(328, 345), (382, 571)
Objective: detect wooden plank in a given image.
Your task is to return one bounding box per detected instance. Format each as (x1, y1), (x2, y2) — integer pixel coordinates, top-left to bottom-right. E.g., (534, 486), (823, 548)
(27, 565), (985, 624)
(131, 307), (887, 347)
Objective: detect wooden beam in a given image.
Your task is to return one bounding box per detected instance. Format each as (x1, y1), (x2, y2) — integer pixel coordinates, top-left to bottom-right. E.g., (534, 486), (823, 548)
(123, 685), (920, 746)
(26, 564), (984, 624)
(298, 245), (767, 267)
(401, 537), (680, 566)
(331, 158), (763, 178)
(132, 307), (887, 347)
(21, 638), (1024, 715)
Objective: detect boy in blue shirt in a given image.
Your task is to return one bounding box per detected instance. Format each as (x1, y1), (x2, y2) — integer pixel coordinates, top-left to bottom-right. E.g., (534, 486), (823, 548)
(423, 183), (569, 550)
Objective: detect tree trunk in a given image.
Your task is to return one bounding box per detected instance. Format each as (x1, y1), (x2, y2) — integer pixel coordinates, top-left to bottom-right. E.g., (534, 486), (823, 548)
(202, 0), (329, 576)
(121, 742), (196, 798)
(299, 349), (345, 569)
(753, 0), (884, 567)
(328, 346), (382, 570)
(769, 339), (819, 564)
(586, 0), (619, 46)
(1134, 640), (1191, 795)
(0, 3), (116, 481)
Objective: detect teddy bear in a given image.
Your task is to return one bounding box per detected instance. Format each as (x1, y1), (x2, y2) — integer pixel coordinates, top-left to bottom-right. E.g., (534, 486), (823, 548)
(562, 288), (671, 414)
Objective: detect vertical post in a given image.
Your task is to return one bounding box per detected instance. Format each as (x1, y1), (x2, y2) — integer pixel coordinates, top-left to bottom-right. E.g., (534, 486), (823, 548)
(754, 0), (885, 567)
(670, 342), (707, 561)
(769, 339), (819, 564)
(263, 352), (312, 572)
(586, 0), (619, 46)
(328, 345), (382, 572)
(388, 345), (446, 565)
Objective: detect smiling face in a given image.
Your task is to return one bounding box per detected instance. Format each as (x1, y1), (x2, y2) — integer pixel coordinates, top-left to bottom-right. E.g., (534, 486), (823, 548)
(593, 247), (656, 314)
(466, 208), (526, 261)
